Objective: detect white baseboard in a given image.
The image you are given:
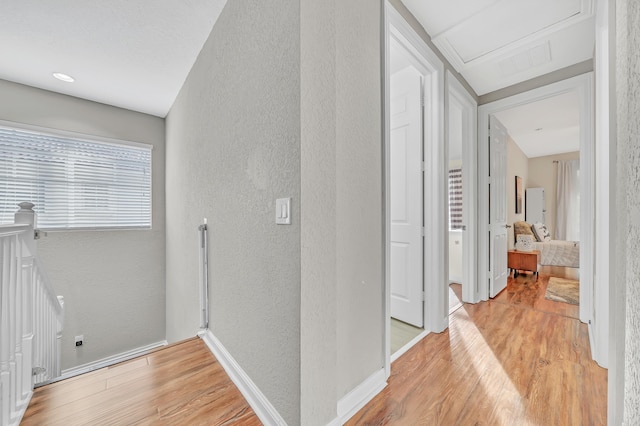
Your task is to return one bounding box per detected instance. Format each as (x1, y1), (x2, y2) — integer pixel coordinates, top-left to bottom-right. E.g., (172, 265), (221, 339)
(199, 329), (286, 426)
(50, 340), (168, 384)
(335, 368), (387, 425)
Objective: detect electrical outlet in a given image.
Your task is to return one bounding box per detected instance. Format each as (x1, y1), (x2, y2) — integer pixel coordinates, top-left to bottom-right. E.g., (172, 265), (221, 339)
(75, 335), (84, 347)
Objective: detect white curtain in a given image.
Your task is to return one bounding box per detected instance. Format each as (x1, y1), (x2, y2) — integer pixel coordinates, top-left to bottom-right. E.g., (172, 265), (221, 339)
(555, 160), (580, 241)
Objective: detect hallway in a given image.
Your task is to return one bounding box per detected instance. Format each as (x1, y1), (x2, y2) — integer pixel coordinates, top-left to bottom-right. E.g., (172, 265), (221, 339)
(21, 274), (606, 425)
(348, 273), (607, 425)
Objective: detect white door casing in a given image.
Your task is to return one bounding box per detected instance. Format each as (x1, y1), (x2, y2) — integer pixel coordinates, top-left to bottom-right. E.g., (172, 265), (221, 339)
(489, 115), (509, 298)
(385, 4), (447, 378)
(446, 72), (478, 303)
(390, 65), (424, 328)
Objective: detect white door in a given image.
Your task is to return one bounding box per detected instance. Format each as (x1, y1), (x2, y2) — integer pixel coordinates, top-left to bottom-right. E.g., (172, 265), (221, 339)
(489, 115), (509, 297)
(390, 66), (423, 327)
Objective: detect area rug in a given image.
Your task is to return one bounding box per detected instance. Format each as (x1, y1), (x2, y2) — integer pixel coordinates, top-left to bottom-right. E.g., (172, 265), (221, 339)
(545, 277), (579, 305)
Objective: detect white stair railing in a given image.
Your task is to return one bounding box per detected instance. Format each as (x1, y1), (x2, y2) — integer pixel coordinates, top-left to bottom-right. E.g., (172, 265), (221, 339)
(0, 202), (64, 426)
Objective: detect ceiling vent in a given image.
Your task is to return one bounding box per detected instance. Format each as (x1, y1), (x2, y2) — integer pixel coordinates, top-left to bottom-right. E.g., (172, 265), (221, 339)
(498, 42), (552, 77)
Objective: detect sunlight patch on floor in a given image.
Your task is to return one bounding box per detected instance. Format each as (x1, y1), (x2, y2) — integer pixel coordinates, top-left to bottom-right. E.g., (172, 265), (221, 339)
(452, 309), (536, 426)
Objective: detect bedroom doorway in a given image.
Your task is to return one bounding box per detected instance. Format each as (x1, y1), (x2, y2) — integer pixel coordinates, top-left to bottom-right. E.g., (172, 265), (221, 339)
(477, 73), (603, 364)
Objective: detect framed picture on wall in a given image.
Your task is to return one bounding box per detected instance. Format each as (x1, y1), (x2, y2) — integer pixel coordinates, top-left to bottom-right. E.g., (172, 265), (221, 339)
(515, 176), (523, 214)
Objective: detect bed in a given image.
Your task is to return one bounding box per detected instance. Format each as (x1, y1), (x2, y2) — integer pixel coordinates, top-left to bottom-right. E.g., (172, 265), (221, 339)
(514, 221), (579, 268)
(532, 240), (579, 268)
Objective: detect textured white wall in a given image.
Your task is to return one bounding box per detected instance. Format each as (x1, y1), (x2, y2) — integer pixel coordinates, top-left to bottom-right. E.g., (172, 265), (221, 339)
(335, 0), (384, 399)
(300, 0), (384, 422)
(165, 0), (301, 423)
(616, 0), (640, 423)
(0, 79), (166, 370)
(299, 0), (338, 423)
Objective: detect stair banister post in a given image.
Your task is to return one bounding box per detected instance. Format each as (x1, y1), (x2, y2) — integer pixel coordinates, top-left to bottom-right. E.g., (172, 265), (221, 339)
(14, 202), (37, 256)
(14, 202), (36, 227)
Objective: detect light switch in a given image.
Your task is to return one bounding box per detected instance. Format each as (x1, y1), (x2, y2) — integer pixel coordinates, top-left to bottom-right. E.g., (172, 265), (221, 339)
(276, 198), (291, 225)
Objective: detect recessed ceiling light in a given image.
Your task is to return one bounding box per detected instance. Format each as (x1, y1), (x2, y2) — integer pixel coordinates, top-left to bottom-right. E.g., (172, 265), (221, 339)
(52, 72), (75, 83)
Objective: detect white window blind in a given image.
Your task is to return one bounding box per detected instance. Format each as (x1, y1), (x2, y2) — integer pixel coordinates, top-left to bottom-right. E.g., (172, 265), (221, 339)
(0, 125), (152, 230)
(448, 168), (463, 230)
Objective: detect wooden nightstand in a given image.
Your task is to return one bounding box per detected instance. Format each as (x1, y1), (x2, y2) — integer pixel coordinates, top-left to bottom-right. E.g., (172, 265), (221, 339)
(508, 250), (540, 279)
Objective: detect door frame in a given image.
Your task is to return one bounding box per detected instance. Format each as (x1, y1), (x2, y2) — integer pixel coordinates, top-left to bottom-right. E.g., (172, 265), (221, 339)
(446, 72), (478, 303)
(384, 3), (447, 376)
(477, 73), (595, 322)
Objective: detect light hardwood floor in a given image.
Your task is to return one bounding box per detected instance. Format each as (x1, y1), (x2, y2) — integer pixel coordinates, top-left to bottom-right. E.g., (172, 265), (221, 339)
(348, 273), (606, 425)
(21, 338), (260, 425)
(24, 273), (602, 425)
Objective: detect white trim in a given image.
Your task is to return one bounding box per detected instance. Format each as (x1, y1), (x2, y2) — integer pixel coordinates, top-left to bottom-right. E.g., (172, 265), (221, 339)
(390, 330), (430, 363)
(592, 0), (610, 369)
(199, 330), (286, 426)
(477, 73), (596, 352)
(336, 368), (387, 424)
(52, 340), (167, 384)
(385, 1), (448, 353)
(446, 71), (479, 303)
(0, 119), (153, 150)
(12, 390), (33, 426)
(383, 1), (392, 380)
(431, 0), (594, 72)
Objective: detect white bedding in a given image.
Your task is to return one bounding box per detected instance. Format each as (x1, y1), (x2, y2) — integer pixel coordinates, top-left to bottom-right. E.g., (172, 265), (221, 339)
(533, 240), (579, 268)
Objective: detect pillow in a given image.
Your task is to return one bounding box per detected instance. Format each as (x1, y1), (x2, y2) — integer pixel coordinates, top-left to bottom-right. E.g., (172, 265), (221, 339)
(514, 221), (535, 240)
(532, 222), (551, 242)
(515, 234), (535, 251)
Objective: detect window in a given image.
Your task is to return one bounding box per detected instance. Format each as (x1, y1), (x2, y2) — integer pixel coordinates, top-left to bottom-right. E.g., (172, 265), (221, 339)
(0, 124), (152, 230)
(448, 168), (463, 230)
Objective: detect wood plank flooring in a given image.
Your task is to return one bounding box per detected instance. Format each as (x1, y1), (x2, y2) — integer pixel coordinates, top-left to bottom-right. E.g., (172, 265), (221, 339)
(23, 271), (603, 426)
(21, 338), (261, 426)
(495, 268), (579, 319)
(348, 273), (606, 425)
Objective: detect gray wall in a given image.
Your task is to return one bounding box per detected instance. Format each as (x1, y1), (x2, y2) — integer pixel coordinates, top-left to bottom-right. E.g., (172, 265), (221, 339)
(299, 0), (384, 423)
(614, 0), (640, 423)
(0, 79), (166, 370)
(300, 0), (338, 423)
(167, 0), (385, 423)
(335, 0), (384, 399)
(478, 60), (594, 105)
(165, 0), (301, 423)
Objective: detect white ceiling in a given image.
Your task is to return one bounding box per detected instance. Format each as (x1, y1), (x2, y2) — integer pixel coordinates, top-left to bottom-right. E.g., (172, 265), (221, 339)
(401, 0), (595, 96)
(0, 0), (594, 126)
(0, 1), (226, 118)
(399, 0), (592, 157)
(493, 91), (580, 158)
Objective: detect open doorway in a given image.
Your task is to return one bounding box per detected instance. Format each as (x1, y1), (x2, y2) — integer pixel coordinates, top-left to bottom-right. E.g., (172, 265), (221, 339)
(446, 72), (478, 307)
(494, 91), (580, 277)
(447, 99), (464, 315)
(477, 73), (601, 362)
(384, 6), (447, 367)
(388, 36), (425, 355)
(491, 91), (582, 319)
